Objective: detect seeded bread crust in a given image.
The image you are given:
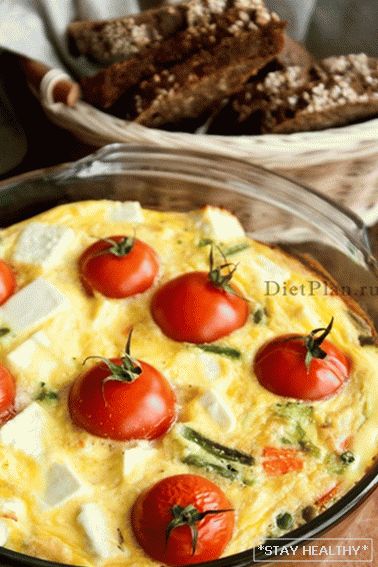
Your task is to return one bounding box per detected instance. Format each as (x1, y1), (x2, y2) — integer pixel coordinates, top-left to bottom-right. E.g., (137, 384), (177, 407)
(207, 34), (315, 134)
(223, 53), (378, 134)
(130, 21), (285, 127)
(68, 4), (187, 64)
(81, 1), (284, 111)
(68, 0), (272, 65)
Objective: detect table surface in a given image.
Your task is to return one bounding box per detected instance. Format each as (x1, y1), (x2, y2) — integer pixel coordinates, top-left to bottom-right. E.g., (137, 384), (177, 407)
(0, 52), (377, 566)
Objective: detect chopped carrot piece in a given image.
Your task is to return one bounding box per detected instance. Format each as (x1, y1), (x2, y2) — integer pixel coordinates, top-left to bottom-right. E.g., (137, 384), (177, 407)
(339, 436), (352, 451)
(263, 446), (304, 476)
(316, 484), (340, 507)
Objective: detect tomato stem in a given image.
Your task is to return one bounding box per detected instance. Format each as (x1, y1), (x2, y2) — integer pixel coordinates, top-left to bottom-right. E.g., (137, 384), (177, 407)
(83, 329), (142, 394)
(102, 236), (135, 257)
(165, 504), (233, 555)
(304, 317), (334, 368)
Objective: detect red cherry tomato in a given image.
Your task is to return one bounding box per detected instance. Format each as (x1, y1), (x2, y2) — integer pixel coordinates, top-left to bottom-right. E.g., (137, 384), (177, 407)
(0, 260), (16, 305)
(131, 474), (234, 566)
(151, 272), (248, 343)
(0, 364), (16, 423)
(79, 236), (159, 298)
(68, 358), (176, 441)
(254, 331), (350, 401)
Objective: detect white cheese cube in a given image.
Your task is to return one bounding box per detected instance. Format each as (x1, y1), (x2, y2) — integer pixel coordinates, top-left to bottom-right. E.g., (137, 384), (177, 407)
(108, 201), (144, 223)
(6, 339), (36, 370)
(0, 402), (46, 459)
(200, 390), (236, 432)
(78, 503), (115, 559)
(253, 255), (290, 288)
(0, 521), (8, 546)
(194, 206), (245, 241)
(13, 222), (74, 268)
(198, 352), (221, 382)
(44, 463), (83, 508)
(123, 443), (157, 478)
(0, 499), (26, 521)
(0, 277), (68, 333)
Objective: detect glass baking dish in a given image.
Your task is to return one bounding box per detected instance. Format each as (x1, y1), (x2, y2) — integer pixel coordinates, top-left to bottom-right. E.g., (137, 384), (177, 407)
(0, 144), (376, 567)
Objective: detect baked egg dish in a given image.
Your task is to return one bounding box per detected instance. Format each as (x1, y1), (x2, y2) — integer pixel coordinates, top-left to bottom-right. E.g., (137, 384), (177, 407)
(0, 200), (376, 566)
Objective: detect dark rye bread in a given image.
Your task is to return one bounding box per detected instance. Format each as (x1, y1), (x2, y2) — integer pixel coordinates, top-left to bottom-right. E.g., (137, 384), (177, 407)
(81, 0), (285, 112)
(208, 34), (316, 134)
(129, 20), (285, 127)
(68, 4), (187, 64)
(219, 53), (378, 134)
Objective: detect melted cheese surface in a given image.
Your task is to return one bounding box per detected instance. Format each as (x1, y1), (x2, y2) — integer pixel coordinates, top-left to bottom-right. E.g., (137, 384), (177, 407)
(0, 201), (377, 566)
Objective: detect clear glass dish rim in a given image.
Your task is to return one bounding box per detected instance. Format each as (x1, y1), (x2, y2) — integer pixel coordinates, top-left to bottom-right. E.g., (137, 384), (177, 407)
(0, 143), (376, 567)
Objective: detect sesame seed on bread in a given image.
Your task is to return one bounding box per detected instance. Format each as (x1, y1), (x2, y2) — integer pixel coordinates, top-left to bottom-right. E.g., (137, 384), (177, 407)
(213, 53), (378, 134)
(79, 0), (285, 119)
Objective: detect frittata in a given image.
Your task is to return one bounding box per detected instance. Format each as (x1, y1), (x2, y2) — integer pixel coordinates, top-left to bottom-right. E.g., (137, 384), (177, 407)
(0, 201), (376, 566)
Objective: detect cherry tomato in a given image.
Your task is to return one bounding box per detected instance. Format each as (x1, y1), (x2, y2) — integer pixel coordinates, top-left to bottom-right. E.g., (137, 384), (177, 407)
(131, 474), (234, 566)
(0, 260), (16, 305)
(68, 358), (176, 441)
(254, 320), (350, 401)
(79, 236), (159, 298)
(151, 272), (248, 343)
(0, 364), (16, 422)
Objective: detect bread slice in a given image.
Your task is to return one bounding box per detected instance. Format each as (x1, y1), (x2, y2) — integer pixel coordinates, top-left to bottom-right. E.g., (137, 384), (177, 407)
(129, 20), (285, 127)
(207, 35), (316, 134)
(80, 0), (285, 114)
(68, 4), (187, 64)
(264, 54), (378, 133)
(216, 53), (378, 134)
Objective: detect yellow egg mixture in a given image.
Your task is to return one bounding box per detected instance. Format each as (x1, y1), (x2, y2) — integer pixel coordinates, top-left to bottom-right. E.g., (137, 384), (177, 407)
(0, 200), (377, 566)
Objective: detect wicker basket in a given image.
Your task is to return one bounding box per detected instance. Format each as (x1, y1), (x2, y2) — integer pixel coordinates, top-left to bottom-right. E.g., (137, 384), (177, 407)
(38, 69), (378, 226)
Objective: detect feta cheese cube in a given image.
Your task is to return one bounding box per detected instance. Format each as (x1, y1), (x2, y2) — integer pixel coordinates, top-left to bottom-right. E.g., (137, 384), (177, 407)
(44, 463), (82, 508)
(253, 255), (290, 288)
(7, 331), (55, 376)
(200, 390), (236, 432)
(0, 277), (68, 333)
(6, 339), (36, 370)
(0, 499), (26, 521)
(194, 206), (245, 241)
(13, 222), (74, 268)
(0, 521), (8, 546)
(198, 352), (221, 382)
(123, 443), (157, 477)
(108, 201), (144, 223)
(78, 503), (115, 559)
(0, 402), (46, 459)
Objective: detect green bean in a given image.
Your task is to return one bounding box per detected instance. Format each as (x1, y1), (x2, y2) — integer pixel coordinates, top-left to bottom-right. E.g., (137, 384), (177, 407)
(182, 426), (254, 465)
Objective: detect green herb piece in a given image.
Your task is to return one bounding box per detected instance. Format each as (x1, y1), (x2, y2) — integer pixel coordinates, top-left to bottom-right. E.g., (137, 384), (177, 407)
(326, 452), (355, 475)
(196, 344), (241, 359)
(36, 382), (58, 402)
(278, 419), (320, 457)
(182, 454), (253, 485)
(223, 242), (249, 256)
(198, 238), (213, 247)
(183, 454), (238, 481)
(340, 451), (355, 464)
(253, 306), (267, 325)
(0, 327), (10, 338)
(299, 438), (321, 458)
(302, 506), (316, 522)
(276, 512), (294, 530)
(182, 426), (254, 465)
(275, 402), (313, 423)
